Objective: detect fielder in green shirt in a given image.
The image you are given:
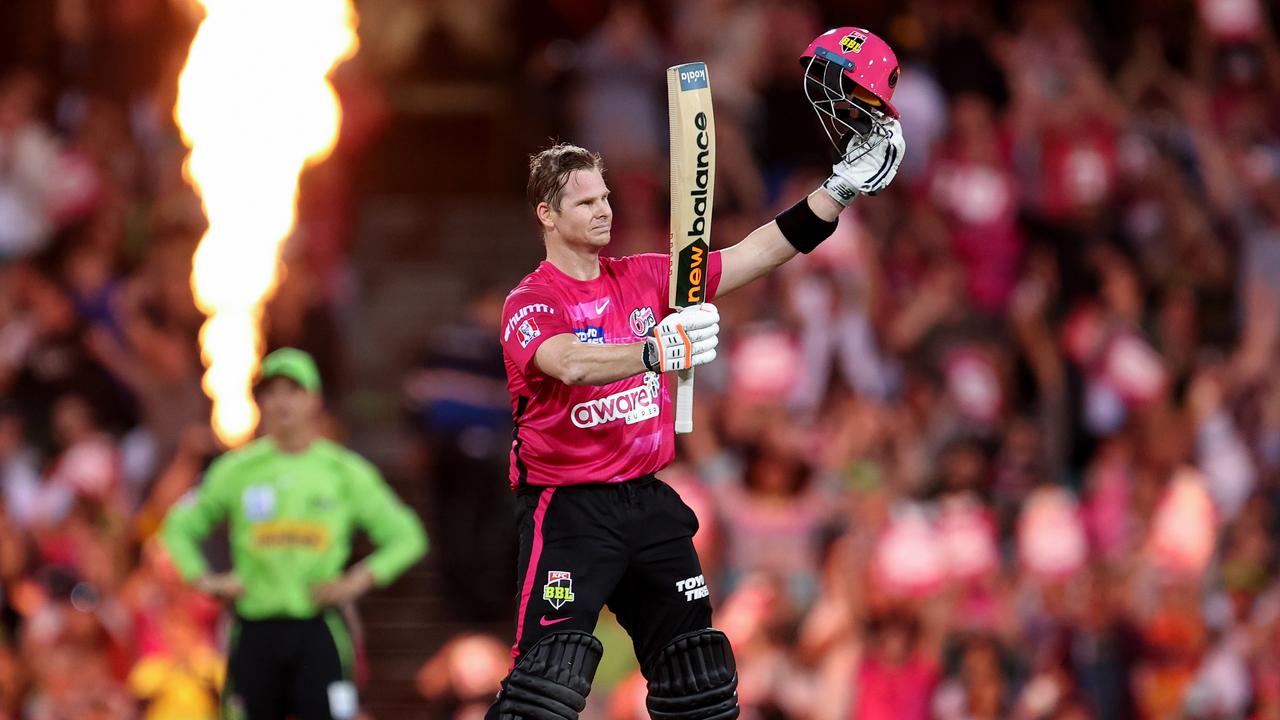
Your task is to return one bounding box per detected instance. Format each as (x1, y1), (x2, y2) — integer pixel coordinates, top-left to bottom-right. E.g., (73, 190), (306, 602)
(161, 348), (428, 720)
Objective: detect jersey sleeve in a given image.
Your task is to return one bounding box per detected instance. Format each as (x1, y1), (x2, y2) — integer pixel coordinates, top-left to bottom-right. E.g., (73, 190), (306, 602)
(629, 252), (724, 312)
(500, 285), (571, 377)
(160, 455), (234, 583)
(344, 454), (429, 586)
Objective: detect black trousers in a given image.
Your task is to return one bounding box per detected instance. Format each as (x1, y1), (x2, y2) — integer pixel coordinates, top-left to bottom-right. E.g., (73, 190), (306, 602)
(506, 475), (713, 670)
(223, 613), (357, 720)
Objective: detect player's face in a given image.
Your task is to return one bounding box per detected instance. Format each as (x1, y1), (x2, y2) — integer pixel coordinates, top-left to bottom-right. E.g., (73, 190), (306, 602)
(547, 169), (612, 249)
(257, 377), (320, 438)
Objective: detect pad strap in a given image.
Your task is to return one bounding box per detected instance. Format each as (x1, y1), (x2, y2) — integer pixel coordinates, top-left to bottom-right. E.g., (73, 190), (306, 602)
(775, 197), (838, 254)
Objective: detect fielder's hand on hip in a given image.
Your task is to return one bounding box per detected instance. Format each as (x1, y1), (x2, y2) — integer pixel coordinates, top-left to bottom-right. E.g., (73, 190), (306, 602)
(643, 304), (719, 373)
(822, 117), (907, 206)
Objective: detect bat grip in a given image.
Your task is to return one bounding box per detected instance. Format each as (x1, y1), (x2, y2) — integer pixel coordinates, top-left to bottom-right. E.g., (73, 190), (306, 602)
(675, 367), (695, 434)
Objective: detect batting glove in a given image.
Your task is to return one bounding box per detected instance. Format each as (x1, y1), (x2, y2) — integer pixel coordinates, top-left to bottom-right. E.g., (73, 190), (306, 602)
(822, 117), (906, 206)
(643, 304), (720, 373)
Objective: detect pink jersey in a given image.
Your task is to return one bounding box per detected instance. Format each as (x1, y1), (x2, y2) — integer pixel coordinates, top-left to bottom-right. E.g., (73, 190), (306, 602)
(501, 252), (723, 488)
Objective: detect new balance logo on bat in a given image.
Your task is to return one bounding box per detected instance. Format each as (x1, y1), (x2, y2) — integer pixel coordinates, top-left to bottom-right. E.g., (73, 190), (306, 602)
(680, 245), (706, 304)
(688, 111), (711, 241)
(675, 110), (711, 305)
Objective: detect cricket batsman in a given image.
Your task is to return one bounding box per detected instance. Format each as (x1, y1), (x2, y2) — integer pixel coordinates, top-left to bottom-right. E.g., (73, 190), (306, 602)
(488, 28), (905, 720)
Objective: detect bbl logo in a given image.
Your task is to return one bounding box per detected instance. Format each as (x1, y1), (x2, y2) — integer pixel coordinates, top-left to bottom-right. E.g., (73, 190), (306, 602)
(629, 306), (656, 337)
(888, 66), (900, 88)
(840, 32), (866, 53)
(543, 571), (575, 609)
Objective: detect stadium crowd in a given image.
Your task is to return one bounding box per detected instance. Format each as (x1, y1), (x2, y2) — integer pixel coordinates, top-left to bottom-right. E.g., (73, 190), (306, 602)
(0, 1), (355, 718)
(1, 0), (1280, 719)
(417, 1), (1280, 719)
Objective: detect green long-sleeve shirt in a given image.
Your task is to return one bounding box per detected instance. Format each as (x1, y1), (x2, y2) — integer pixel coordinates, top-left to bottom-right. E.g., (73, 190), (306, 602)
(161, 437), (428, 619)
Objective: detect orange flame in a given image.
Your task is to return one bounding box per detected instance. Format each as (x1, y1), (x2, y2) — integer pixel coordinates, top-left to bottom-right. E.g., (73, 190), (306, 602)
(175, 0), (358, 446)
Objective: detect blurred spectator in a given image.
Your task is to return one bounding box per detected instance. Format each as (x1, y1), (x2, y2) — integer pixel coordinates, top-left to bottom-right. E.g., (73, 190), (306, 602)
(414, 632), (508, 719)
(855, 608), (943, 720)
(0, 70), (58, 259)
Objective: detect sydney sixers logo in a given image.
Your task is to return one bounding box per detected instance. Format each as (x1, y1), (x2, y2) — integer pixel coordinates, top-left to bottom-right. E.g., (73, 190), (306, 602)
(629, 306), (656, 337)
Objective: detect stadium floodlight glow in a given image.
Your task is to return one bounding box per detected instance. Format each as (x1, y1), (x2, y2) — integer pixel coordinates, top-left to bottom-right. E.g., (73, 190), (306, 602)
(175, 0), (357, 446)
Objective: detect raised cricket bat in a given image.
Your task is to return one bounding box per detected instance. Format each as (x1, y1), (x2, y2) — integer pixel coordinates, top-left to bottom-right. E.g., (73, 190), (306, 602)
(667, 62), (715, 434)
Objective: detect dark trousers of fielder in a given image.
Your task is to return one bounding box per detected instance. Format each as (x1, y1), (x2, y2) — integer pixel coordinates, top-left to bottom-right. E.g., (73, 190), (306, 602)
(487, 475), (739, 720)
(223, 612), (358, 720)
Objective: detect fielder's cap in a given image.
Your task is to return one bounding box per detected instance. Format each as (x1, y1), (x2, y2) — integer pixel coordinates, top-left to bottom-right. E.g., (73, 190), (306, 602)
(258, 348), (322, 392)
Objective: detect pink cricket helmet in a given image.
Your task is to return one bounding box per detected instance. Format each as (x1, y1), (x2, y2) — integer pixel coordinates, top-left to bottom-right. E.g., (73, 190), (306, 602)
(800, 27), (901, 152)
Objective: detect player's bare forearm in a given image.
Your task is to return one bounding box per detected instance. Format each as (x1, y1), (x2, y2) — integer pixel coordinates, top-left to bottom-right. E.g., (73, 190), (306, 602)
(717, 190), (843, 296)
(535, 334), (648, 386)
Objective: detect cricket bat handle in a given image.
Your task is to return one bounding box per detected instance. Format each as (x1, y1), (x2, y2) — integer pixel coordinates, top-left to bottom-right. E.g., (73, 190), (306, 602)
(675, 367), (695, 434)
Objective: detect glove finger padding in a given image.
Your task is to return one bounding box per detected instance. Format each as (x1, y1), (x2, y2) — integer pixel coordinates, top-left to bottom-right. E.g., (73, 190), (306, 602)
(860, 119), (904, 194)
(824, 117), (906, 203)
(653, 325), (717, 347)
(648, 305), (722, 373)
(837, 124), (888, 164)
(659, 342), (690, 367)
(672, 304), (719, 331)
(682, 324), (719, 344)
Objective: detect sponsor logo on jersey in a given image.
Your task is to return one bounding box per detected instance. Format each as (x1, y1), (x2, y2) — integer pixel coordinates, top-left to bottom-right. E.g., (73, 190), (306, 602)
(573, 325), (606, 344)
(504, 303), (555, 342)
(840, 31), (866, 53)
(251, 520), (330, 550)
(676, 574), (710, 602)
(518, 318), (541, 348)
(242, 485), (276, 520)
(543, 570), (575, 609)
(309, 494), (338, 512)
(571, 297), (613, 318)
(570, 381), (660, 428)
(630, 306), (656, 337)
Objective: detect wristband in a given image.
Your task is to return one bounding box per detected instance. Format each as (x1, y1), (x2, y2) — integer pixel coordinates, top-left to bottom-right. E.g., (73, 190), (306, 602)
(642, 337), (660, 373)
(775, 197), (839, 254)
